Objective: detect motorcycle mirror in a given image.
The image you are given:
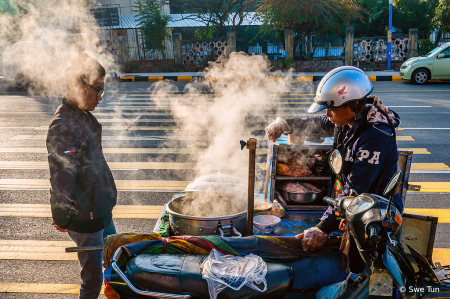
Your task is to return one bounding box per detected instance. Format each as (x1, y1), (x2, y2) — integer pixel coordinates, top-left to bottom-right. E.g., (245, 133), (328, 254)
(328, 149), (343, 175)
(384, 170), (402, 221)
(384, 170), (402, 196)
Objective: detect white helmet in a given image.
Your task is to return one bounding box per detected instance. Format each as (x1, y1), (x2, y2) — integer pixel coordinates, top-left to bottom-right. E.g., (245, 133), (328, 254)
(307, 66), (373, 113)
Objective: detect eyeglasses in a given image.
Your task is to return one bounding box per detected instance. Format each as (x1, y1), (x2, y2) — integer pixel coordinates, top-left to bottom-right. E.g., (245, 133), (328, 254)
(82, 81), (105, 97)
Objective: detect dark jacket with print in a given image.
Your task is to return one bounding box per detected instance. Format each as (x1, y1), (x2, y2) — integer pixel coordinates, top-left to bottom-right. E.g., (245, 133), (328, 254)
(286, 97), (402, 234)
(46, 98), (117, 233)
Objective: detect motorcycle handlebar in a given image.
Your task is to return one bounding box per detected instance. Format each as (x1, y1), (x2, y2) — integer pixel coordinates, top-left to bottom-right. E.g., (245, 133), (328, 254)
(368, 224), (381, 244)
(323, 196), (335, 206)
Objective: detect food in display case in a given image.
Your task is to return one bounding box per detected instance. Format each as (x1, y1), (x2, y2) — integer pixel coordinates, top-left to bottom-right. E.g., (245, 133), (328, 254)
(276, 162), (312, 177)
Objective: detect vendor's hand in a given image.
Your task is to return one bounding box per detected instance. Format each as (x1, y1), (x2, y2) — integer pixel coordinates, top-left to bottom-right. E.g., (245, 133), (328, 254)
(265, 117), (291, 142)
(51, 220), (67, 233)
(295, 227), (327, 251)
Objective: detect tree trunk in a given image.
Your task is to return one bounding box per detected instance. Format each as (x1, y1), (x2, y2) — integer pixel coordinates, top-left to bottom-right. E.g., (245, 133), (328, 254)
(436, 30), (442, 44)
(279, 30), (285, 51)
(306, 35), (312, 60)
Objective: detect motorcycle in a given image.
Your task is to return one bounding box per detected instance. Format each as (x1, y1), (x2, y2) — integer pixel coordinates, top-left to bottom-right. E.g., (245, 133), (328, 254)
(321, 149), (443, 298)
(98, 149), (449, 299)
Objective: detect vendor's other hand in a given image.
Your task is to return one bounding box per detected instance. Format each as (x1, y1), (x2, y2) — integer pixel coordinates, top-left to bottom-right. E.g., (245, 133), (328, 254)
(51, 220), (67, 233)
(265, 117), (290, 142)
(295, 227), (327, 251)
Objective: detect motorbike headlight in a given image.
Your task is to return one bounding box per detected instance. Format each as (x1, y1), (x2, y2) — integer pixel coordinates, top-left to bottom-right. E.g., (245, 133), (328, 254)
(347, 195), (374, 214)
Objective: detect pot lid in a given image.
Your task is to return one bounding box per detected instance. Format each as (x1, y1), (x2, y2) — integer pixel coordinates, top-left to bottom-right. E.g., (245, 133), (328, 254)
(185, 172), (247, 194)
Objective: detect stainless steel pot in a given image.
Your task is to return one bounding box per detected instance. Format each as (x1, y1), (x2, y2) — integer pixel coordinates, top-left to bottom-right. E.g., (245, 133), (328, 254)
(285, 191), (320, 204)
(166, 194), (246, 237)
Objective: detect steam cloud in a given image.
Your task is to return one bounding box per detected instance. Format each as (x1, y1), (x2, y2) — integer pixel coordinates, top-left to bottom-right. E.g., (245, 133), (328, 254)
(0, 0), (115, 95)
(153, 53), (294, 178)
(151, 53), (296, 216)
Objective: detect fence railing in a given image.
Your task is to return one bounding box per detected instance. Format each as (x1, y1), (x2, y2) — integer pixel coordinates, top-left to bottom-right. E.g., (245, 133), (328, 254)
(353, 35), (409, 63)
(112, 28), (174, 62)
(181, 39), (226, 65)
(235, 34), (345, 60)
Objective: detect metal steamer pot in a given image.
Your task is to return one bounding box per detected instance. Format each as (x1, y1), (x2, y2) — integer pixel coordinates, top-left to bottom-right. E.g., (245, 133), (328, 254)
(166, 172), (248, 237)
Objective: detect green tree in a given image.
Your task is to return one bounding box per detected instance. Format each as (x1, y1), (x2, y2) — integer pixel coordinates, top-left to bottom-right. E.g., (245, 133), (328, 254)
(257, 0), (366, 57)
(0, 0), (18, 15)
(134, 0), (171, 58)
(433, 0), (450, 43)
(168, 0), (257, 38)
(352, 0), (436, 38)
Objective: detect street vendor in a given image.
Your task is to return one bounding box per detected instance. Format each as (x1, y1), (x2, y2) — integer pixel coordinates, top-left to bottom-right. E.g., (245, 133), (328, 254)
(265, 66), (402, 271)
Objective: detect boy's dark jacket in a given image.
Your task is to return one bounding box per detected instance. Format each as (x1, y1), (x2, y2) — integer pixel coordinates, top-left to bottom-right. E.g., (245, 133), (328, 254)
(286, 96), (402, 234)
(46, 98), (117, 233)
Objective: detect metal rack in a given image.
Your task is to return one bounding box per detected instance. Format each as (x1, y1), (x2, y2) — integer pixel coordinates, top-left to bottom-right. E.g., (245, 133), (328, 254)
(269, 142), (333, 211)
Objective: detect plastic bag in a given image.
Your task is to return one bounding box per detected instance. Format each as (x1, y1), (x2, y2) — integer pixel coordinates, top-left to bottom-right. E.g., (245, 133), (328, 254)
(265, 117), (291, 142)
(316, 273), (352, 299)
(435, 269), (448, 281)
(201, 249), (267, 299)
(269, 200), (285, 217)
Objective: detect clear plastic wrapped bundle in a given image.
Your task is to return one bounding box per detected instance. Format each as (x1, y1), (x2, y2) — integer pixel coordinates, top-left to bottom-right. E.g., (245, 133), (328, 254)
(201, 249), (268, 299)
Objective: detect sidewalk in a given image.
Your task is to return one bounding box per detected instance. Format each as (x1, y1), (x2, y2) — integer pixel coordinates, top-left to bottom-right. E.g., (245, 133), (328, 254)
(119, 71), (404, 82)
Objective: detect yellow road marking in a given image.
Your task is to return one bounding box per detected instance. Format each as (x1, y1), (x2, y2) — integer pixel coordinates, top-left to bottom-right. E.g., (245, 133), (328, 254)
(120, 76), (134, 82)
(404, 208), (450, 222)
(297, 76), (313, 82)
(94, 112), (172, 117)
(91, 112), (316, 117)
(392, 75), (404, 81)
(95, 118), (270, 124)
(9, 135), (210, 141)
(0, 283), (104, 294)
(95, 106), (311, 111)
(397, 136), (415, 141)
(0, 179), (263, 191)
(0, 240), (77, 261)
(112, 97), (314, 100)
(409, 182), (450, 193)
(411, 163), (450, 171)
(34, 126), (267, 131)
(0, 161), (198, 170)
(177, 76), (193, 81)
(433, 248), (450, 267)
(399, 148), (430, 154)
(0, 179), (190, 190)
(0, 204), (163, 219)
(0, 147), (267, 154)
(96, 118), (177, 123)
(148, 76), (163, 81)
(106, 101), (313, 106)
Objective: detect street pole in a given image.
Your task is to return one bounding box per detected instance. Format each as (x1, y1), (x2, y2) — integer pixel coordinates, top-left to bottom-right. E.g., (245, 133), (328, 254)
(387, 0), (393, 70)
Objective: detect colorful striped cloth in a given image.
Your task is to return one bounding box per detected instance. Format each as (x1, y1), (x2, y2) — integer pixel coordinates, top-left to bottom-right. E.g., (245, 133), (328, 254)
(104, 233), (340, 267)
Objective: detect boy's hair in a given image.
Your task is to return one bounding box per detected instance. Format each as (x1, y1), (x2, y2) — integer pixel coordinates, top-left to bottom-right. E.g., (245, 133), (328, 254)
(65, 53), (106, 86)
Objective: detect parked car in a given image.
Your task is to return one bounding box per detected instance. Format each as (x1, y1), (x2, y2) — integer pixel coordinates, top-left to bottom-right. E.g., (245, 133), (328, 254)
(400, 42), (450, 84)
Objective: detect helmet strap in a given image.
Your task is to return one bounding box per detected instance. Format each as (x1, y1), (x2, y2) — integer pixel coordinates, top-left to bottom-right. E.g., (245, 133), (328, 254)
(350, 98), (367, 120)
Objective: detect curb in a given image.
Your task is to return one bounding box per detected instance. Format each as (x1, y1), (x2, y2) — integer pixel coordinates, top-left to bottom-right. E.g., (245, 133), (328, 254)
(119, 75), (405, 82)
